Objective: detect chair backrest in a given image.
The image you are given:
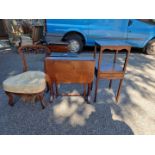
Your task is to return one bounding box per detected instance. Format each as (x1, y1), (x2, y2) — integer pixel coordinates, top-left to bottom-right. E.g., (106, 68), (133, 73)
(97, 46), (131, 73)
(44, 57), (95, 84)
(18, 45), (51, 72)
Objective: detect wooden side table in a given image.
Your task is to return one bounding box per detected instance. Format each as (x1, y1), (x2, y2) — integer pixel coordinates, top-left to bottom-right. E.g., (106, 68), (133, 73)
(44, 57), (95, 101)
(94, 40), (131, 102)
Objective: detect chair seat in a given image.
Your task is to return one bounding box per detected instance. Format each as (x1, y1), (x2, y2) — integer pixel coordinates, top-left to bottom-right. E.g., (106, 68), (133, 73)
(96, 62), (123, 72)
(3, 71), (46, 94)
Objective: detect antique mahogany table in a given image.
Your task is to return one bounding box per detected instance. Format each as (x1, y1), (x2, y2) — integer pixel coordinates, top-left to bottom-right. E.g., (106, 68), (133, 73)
(44, 55), (95, 101)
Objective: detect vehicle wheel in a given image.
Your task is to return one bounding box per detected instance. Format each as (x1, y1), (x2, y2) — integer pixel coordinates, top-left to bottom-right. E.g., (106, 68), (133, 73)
(64, 34), (84, 53)
(145, 39), (155, 55)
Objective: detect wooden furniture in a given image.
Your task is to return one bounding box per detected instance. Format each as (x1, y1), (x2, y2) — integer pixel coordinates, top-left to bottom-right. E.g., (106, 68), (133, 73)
(50, 52), (78, 57)
(3, 45), (51, 109)
(47, 42), (69, 52)
(44, 57), (95, 101)
(20, 33), (69, 53)
(18, 45), (51, 72)
(94, 40), (131, 103)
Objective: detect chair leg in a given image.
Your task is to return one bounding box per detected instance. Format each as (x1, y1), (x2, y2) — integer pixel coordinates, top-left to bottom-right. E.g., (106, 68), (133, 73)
(38, 93), (46, 109)
(46, 82), (49, 93)
(116, 79), (123, 103)
(5, 91), (14, 106)
(94, 78), (99, 102)
(109, 80), (112, 89)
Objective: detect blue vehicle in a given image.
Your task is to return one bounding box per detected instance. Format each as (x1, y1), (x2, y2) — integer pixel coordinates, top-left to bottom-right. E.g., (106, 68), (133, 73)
(46, 19), (155, 54)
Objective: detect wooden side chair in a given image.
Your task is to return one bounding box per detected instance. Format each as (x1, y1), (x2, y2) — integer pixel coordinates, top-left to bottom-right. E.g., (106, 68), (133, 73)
(94, 41), (131, 103)
(2, 45), (51, 109)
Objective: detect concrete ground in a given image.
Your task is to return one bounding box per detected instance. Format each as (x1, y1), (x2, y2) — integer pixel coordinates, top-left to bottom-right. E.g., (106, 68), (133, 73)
(0, 47), (155, 135)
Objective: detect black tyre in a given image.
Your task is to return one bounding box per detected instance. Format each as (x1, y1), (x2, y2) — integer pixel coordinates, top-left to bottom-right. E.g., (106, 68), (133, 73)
(64, 34), (84, 53)
(145, 39), (155, 55)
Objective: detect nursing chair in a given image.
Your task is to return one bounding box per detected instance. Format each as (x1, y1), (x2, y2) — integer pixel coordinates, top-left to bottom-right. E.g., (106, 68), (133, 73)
(2, 45), (51, 109)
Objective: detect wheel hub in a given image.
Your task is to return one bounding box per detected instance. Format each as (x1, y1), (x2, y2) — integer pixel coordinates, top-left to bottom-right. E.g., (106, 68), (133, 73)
(68, 40), (80, 53)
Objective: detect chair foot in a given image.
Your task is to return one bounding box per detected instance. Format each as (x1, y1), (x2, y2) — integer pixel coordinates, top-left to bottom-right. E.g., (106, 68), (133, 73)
(38, 94), (46, 109)
(5, 91), (14, 106)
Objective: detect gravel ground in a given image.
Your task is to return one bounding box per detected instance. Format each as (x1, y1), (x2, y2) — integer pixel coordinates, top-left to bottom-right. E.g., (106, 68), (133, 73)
(0, 48), (155, 135)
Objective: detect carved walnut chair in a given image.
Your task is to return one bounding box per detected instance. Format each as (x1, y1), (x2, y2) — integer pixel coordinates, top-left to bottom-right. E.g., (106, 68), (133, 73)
(2, 45), (51, 109)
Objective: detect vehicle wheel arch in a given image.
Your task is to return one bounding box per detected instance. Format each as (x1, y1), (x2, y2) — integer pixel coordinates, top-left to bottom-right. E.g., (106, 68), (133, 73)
(144, 37), (155, 55)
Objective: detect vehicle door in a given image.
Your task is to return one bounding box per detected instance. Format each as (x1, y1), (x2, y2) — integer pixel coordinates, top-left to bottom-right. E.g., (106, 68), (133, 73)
(46, 19), (89, 42)
(88, 19), (128, 44)
(127, 19), (154, 47)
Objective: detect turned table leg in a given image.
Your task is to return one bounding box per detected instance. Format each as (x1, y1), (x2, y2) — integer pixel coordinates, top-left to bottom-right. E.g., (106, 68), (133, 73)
(86, 83), (91, 103)
(109, 79), (113, 89)
(116, 79), (123, 103)
(50, 83), (54, 102)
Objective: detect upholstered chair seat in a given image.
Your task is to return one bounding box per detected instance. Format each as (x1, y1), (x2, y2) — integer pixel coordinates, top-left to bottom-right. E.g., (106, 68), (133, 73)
(3, 71), (46, 94)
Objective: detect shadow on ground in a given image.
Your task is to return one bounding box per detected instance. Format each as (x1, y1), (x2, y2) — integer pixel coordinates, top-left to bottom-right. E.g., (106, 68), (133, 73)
(0, 90), (134, 134)
(94, 51), (155, 134)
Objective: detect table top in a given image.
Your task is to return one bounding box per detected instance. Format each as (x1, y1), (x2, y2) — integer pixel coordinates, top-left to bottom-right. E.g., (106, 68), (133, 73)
(46, 56), (95, 61)
(95, 40), (131, 47)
